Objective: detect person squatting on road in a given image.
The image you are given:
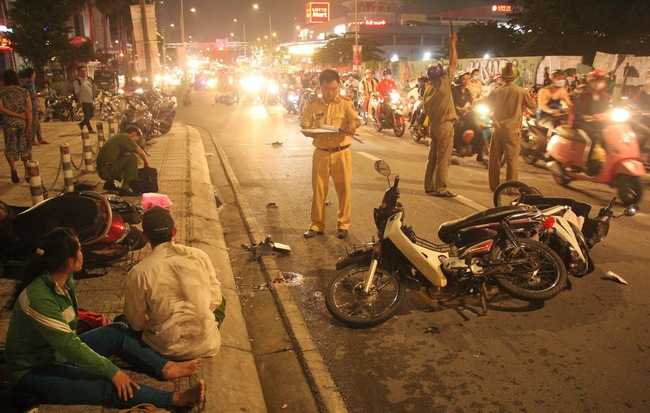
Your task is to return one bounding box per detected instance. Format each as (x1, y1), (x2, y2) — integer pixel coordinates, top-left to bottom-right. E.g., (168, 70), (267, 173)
(0, 69), (32, 184)
(422, 32), (458, 198)
(96, 130), (150, 196)
(483, 63), (537, 191)
(73, 66), (96, 134)
(301, 69), (361, 240)
(3, 227), (205, 411)
(124, 206), (226, 360)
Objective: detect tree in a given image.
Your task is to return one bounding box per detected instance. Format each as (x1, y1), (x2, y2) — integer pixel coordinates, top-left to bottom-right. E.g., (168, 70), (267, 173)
(7, 0), (88, 85)
(312, 34), (385, 68)
(508, 0), (650, 63)
(456, 21), (520, 58)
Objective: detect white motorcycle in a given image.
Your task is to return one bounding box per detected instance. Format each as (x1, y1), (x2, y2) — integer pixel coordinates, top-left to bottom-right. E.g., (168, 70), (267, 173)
(493, 181), (639, 277)
(325, 161), (567, 328)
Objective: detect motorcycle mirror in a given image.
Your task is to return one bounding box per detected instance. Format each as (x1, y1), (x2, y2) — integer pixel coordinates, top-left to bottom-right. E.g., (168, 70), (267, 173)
(623, 204), (639, 217)
(374, 160), (391, 176)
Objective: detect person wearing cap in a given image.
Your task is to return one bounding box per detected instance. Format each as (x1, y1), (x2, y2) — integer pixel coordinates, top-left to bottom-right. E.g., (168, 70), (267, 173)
(422, 31), (458, 197)
(359, 69), (378, 124)
(300, 69), (361, 239)
(124, 206), (225, 360)
(96, 130), (150, 196)
(537, 69), (573, 130)
(482, 63), (537, 191)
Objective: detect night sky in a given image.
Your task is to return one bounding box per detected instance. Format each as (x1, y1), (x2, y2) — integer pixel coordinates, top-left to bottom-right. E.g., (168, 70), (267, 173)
(162, 0), (495, 45)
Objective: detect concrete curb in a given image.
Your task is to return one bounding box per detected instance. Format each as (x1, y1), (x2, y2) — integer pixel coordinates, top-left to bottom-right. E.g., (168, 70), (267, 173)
(212, 136), (348, 413)
(185, 126), (268, 413)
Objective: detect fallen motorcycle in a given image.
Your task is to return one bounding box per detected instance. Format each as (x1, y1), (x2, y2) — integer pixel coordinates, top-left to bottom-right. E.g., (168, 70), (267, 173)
(325, 161), (567, 327)
(0, 191), (145, 276)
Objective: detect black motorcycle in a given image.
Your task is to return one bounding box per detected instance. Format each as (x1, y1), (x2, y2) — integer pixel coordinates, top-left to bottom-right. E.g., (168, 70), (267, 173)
(43, 94), (75, 122)
(119, 94), (154, 146)
(141, 90), (176, 135)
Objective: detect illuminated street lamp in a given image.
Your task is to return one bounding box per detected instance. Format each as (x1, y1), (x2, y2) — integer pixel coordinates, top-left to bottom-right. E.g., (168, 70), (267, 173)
(233, 18), (247, 58)
(253, 4), (272, 53)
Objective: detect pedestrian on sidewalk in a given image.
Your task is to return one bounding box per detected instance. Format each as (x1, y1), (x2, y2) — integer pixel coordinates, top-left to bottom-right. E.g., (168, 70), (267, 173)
(96, 130), (150, 196)
(124, 206), (226, 360)
(300, 69), (361, 239)
(482, 63), (536, 191)
(73, 65), (96, 133)
(422, 31), (459, 198)
(0, 69), (32, 184)
(22, 68), (48, 145)
(4, 227), (205, 412)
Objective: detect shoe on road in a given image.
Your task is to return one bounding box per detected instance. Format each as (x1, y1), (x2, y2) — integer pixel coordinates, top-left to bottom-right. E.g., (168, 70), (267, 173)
(337, 229), (348, 239)
(303, 229), (323, 238)
(103, 181), (119, 191)
(118, 188), (141, 197)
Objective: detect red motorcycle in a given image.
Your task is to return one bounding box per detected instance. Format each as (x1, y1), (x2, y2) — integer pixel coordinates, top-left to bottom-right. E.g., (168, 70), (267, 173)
(546, 108), (644, 205)
(1, 191), (146, 276)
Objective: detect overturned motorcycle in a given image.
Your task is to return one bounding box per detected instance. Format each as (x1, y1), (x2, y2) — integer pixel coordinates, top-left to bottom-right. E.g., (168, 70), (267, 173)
(325, 161), (567, 328)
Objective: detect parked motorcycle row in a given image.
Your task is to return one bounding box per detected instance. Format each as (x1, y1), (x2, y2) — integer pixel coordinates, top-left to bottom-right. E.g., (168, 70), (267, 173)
(325, 161), (639, 328)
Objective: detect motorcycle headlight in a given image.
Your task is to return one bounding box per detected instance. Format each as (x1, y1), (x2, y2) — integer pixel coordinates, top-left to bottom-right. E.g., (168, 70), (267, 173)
(611, 108), (630, 123)
(268, 83), (279, 94)
(390, 92), (400, 103)
(477, 104), (490, 115)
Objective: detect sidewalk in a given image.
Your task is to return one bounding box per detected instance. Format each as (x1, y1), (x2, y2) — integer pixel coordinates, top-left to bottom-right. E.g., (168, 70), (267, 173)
(0, 120), (267, 413)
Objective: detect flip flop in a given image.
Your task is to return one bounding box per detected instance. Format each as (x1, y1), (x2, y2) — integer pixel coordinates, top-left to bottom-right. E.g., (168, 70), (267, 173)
(118, 403), (171, 413)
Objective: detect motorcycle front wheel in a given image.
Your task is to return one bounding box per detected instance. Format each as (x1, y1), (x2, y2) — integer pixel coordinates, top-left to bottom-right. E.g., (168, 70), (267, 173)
(325, 264), (405, 328)
(491, 239), (567, 301)
(158, 116), (174, 135)
(393, 115), (405, 137)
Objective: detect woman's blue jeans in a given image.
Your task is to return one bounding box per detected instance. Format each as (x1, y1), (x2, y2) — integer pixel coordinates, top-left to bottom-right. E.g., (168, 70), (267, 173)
(13, 323), (174, 409)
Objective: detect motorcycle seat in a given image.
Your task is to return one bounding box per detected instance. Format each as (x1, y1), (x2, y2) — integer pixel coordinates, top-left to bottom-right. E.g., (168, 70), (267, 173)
(438, 205), (531, 244)
(13, 192), (107, 245)
(556, 125), (586, 143)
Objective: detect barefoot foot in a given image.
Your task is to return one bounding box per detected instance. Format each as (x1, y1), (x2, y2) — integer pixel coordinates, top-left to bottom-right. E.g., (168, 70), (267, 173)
(162, 358), (203, 380)
(172, 379), (205, 407)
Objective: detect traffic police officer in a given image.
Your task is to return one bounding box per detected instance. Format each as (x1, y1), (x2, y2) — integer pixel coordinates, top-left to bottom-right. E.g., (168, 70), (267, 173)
(300, 69), (361, 239)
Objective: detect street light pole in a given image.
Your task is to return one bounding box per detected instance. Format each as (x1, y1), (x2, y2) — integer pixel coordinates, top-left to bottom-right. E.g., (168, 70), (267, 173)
(253, 4), (273, 63)
(234, 19), (247, 59)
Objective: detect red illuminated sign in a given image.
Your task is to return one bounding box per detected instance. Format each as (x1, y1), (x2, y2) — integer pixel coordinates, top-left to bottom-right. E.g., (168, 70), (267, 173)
(492, 4), (512, 12)
(0, 36), (12, 51)
(306, 2), (330, 24)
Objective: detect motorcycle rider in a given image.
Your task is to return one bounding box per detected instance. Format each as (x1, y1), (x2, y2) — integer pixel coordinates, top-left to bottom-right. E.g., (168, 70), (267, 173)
(344, 72), (359, 92)
(359, 69), (378, 124)
(537, 69), (573, 130)
(375, 68), (399, 123)
(482, 63), (537, 191)
(468, 69), (484, 99)
(571, 69), (611, 174)
(452, 71), (477, 156)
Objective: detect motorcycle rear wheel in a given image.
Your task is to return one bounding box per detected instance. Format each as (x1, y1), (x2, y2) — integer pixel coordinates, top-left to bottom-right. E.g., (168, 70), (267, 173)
(325, 264), (405, 328)
(491, 239), (567, 302)
(493, 180), (542, 207)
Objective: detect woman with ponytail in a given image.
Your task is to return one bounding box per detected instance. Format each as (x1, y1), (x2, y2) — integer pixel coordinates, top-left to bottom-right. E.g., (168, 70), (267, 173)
(4, 228), (205, 411)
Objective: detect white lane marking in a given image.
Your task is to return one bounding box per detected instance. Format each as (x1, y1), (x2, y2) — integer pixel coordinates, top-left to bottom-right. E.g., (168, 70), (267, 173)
(357, 151), (381, 162)
(455, 194), (487, 212)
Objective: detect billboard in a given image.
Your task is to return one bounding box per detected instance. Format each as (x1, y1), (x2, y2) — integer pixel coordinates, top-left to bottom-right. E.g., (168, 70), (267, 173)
(306, 2), (330, 24)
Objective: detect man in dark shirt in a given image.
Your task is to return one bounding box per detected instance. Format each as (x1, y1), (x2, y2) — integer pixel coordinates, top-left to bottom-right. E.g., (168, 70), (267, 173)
(96, 130), (150, 196)
(452, 71), (476, 156)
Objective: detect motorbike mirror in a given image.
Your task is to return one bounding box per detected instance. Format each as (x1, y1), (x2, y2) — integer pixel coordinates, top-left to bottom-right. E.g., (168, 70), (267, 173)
(623, 204), (639, 217)
(374, 160), (391, 176)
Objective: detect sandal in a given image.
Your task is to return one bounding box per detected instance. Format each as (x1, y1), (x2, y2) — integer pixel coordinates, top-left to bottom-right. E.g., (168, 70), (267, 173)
(119, 403), (171, 413)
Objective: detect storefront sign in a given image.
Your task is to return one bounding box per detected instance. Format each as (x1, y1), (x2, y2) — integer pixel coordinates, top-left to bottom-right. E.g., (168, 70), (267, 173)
(347, 19), (387, 27)
(306, 2), (330, 24)
(491, 4), (512, 12)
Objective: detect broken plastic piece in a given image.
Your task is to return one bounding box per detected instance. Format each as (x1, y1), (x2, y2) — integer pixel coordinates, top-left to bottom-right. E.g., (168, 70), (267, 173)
(603, 271), (628, 285)
(266, 202), (278, 208)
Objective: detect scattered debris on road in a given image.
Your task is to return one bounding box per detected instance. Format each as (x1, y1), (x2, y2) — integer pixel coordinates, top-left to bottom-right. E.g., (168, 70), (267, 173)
(241, 235), (291, 259)
(603, 271), (628, 285)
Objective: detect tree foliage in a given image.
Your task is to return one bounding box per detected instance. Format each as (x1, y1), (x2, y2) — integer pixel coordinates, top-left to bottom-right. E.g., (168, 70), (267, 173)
(457, 21), (519, 58)
(508, 0), (650, 62)
(7, 0), (92, 85)
(312, 34), (385, 67)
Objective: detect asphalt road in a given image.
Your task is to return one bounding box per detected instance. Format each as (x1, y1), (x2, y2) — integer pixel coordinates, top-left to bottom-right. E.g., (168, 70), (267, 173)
(180, 89), (650, 413)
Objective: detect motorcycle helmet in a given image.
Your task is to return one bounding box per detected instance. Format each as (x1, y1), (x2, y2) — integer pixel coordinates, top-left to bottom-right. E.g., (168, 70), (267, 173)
(587, 69), (608, 82)
(427, 63), (444, 80)
(500, 63), (518, 81)
(383, 68), (392, 77)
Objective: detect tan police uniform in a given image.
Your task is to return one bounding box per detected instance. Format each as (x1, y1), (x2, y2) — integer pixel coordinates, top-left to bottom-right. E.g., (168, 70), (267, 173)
(300, 95), (359, 232)
(483, 83), (537, 191)
(422, 72), (458, 195)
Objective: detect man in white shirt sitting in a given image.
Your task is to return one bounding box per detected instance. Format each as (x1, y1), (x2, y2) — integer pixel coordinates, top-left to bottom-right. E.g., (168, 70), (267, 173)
(124, 207), (226, 360)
